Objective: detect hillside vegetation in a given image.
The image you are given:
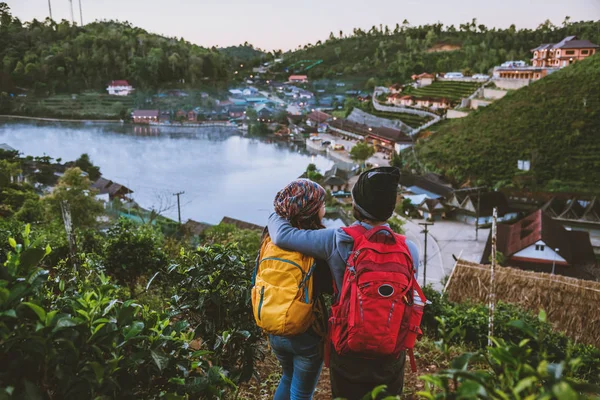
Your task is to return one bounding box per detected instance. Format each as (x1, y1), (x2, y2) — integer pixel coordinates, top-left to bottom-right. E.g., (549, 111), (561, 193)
(279, 19), (600, 84)
(0, 3), (229, 95)
(416, 54), (600, 192)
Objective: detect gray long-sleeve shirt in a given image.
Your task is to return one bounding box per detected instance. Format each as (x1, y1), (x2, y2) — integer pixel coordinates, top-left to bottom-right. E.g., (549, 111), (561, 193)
(267, 213), (419, 294)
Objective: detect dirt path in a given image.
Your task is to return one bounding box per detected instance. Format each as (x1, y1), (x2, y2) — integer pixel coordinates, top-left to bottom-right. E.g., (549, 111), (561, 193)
(237, 338), (448, 399)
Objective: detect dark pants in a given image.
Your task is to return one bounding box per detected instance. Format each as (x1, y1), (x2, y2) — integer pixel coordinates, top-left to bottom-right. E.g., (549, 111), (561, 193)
(330, 349), (406, 400)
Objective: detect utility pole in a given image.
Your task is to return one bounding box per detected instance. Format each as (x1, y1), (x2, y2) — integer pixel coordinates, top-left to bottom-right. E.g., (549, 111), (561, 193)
(68, 0), (74, 25)
(488, 207), (498, 347)
(173, 191), (185, 224)
(47, 0), (53, 20)
(419, 222), (433, 287)
(78, 0), (83, 26)
(475, 188), (481, 241)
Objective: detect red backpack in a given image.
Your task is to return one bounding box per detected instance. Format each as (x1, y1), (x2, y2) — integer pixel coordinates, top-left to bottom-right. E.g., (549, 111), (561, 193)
(329, 225), (426, 371)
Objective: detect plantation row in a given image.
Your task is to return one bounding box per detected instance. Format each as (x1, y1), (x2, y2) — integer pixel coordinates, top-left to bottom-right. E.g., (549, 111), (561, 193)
(407, 82), (481, 101)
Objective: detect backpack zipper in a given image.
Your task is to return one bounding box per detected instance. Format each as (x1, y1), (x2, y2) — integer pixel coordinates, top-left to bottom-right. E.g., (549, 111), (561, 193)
(387, 300), (397, 326)
(260, 257), (306, 278)
(357, 291), (364, 322)
(257, 286), (265, 320)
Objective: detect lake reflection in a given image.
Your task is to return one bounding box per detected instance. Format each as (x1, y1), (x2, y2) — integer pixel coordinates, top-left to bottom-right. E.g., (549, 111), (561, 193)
(0, 121), (334, 225)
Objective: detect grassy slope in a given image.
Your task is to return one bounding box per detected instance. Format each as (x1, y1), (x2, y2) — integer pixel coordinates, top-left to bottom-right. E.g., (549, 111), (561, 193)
(417, 54), (600, 192)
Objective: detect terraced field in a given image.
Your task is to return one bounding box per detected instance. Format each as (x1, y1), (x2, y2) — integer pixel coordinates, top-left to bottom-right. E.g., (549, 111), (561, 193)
(406, 81), (482, 101)
(14, 93), (134, 119)
(358, 103), (434, 129)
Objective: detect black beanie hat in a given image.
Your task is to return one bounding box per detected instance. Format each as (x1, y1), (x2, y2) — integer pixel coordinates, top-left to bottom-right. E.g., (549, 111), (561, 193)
(352, 167), (400, 221)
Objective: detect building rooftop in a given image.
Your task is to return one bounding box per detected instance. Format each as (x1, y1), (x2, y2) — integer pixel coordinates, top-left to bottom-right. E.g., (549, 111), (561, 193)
(481, 209), (596, 266)
(109, 80), (130, 87)
(0, 143), (16, 152)
(132, 110), (159, 118)
(220, 216), (264, 231)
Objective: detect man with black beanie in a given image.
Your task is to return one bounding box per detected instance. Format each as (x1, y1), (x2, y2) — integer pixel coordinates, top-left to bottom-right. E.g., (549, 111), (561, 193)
(267, 167), (420, 399)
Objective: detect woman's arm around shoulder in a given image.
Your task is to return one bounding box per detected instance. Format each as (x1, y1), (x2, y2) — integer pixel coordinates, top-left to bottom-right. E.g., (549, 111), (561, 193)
(267, 213), (336, 261)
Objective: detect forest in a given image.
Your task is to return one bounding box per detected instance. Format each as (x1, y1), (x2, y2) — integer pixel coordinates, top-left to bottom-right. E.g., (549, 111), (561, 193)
(279, 18), (600, 84)
(0, 3), (231, 95)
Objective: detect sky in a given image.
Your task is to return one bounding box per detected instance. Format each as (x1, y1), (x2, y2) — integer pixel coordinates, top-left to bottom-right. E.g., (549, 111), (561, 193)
(7, 0), (600, 51)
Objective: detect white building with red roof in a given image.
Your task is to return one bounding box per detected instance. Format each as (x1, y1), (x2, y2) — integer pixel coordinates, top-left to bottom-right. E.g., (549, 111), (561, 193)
(106, 80), (134, 96)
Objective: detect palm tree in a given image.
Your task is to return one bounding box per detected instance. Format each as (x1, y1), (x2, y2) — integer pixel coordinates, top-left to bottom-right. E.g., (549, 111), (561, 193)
(47, 0), (52, 19)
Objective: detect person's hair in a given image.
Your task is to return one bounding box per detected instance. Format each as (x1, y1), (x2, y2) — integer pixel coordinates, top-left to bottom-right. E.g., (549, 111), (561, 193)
(291, 211), (325, 230)
(352, 204), (386, 225)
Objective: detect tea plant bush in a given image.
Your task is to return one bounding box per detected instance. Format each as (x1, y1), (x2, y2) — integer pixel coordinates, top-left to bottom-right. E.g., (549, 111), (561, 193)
(0, 226), (233, 399)
(420, 286), (600, 385)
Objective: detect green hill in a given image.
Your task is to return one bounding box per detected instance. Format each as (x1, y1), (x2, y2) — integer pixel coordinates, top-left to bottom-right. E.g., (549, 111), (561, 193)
(415, 54), (600, 193)
(0, 4), (230, 95)
(277, 20), (600, 85)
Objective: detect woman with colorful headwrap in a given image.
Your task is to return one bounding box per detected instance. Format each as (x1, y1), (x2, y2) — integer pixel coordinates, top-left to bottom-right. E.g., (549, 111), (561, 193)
(267, 179), (333, 400)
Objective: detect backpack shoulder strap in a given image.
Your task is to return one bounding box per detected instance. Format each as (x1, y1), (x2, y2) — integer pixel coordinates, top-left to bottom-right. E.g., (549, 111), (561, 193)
(341, 224), (368, 242)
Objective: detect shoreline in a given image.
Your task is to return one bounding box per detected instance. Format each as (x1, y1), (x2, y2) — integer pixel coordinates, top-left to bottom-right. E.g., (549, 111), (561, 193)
(0, 115), (122, 124)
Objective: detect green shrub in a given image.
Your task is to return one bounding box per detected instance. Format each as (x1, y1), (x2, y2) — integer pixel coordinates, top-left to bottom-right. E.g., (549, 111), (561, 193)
(167, 244), (262, 383)
(0, 226), (232, 399)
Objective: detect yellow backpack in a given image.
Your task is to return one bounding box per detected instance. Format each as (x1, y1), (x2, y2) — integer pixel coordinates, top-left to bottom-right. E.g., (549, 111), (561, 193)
(251, 236), (316, 336)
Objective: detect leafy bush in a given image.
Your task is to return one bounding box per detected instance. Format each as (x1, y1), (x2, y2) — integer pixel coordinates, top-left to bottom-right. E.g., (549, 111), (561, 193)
(167, 244), (262, 383)
(420, 289), (600, 384)
(0, 226), (232, 399)
(103, 218), (168, 297)
(418, 312), (600, 399)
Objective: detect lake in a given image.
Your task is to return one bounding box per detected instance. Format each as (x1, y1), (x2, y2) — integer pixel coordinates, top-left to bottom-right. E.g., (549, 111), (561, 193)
(0, 120), (340, 226)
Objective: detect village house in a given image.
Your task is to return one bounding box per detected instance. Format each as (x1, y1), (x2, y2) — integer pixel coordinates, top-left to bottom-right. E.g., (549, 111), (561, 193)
(480, 209), (597, 280)
(306, 110), (332, 132)
(228, 106), (246, 119)
(322, 165), (357, 193)
(398, 173), (454, 200)
(91, 177), (133, 201)
(106, 80), (134, 96)
(131, 110), (159, 124)
(411, 73), (435, 87)
(328, 118), (371, 140)
(446, 190), (518, 225)
(388, 83), (404, 94)
(366, 126), (413, 154)
(417, 198), (447, 221)
(159, 111), (171, 123)
(183, 219), (213, 237)
(494, 66), (554, 81)
(532, 36), (599, 68)
(415, 98), (432, 108)
(288, 75), (309, 83)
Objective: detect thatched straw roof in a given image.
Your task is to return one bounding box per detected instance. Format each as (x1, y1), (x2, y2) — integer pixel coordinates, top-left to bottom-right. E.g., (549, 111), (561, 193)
(445, 259), (600, 347)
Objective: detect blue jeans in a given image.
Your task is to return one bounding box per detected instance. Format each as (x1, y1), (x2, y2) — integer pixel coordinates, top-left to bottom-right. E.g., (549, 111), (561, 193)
(269, 332), (323, 400)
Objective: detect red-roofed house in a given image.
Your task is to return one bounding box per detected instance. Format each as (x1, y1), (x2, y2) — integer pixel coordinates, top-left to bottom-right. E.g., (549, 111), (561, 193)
(480, 209), (597, 279)
(107, 80), (134, 96)
(289, 75), (308, 83)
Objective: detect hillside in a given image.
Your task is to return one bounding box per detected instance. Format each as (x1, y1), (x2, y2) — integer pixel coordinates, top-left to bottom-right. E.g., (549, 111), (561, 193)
(218, 45), (266, 62)
(0, 4), (230, 95)
(277, 20), (600, 85)
(416, 54), (600, 193)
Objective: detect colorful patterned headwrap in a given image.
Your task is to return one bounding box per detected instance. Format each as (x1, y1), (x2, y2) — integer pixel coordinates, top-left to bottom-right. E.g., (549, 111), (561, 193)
(274, 179), (326, 221)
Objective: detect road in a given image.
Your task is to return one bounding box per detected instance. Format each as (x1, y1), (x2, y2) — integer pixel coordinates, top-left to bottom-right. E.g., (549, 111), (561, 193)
(400, 217), (490, 291)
